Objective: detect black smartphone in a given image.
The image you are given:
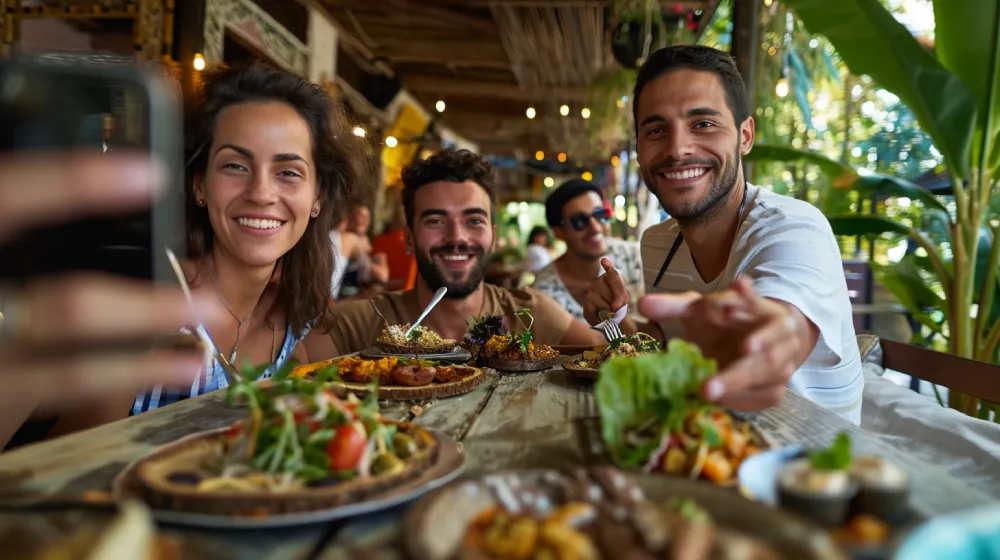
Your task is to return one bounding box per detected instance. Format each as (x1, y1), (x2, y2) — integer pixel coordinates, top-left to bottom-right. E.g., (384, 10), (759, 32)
(0, 52), (184, 283)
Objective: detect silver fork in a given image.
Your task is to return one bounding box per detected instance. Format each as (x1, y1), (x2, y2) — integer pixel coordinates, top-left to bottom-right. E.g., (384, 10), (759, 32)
(592, 309), (624, 342)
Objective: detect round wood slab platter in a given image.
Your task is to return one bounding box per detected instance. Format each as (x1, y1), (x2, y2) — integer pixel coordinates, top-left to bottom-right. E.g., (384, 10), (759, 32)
(478, 355), (563, 373)
(327, 366), (486, 400)
(402, 468), (847, 560)
(561, 355), (600, 380)
(375, 341), (457, 355)
(360, 346), (472, 363)
(112, 428), (466, 529)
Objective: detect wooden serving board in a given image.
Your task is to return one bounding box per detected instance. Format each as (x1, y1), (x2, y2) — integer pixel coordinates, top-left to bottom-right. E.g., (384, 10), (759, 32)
(478, 356), (563, 373)
(327, 367), (486, 400)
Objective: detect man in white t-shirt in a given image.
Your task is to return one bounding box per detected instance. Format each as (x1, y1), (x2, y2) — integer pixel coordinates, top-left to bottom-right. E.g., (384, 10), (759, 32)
(584, 45), (863, 424)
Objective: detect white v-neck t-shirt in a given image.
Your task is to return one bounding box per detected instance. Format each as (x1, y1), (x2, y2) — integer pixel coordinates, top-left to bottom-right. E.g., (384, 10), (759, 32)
(641, 183), (863, 425)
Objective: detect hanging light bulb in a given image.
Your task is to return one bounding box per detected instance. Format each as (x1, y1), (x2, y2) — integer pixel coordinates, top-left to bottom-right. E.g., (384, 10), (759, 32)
(352, 126), (366, 137)
(611, 155), (621, 167)
(775, 78), (790, 98)
(557, 152), (567, 163)
(435, 100), (446, 113)
(535, 150), (545, 161)
(581, 107), (591, 119)
(385, 136), (398, 147)
(193, 53), (206, 71)
(581, 171), (593, 181)
(543, 177), (554, 188)
(526, 107), (537, 119)
(559, 104), (570, 116)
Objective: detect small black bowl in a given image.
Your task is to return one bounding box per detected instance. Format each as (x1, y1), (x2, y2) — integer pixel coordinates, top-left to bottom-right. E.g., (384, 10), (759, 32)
(777, 461), (860, 528)
(853, 485), (911, 526)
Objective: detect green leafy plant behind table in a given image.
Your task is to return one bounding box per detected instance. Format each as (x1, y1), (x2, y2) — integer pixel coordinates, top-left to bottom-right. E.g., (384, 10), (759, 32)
(778, 0), (1000, 420)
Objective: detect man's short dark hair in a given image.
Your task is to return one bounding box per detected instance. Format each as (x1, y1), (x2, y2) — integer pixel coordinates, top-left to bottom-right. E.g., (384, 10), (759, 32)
(400, 149), (497, 228)
(633, 45), (749, 128)
(545, 178), (604, 227)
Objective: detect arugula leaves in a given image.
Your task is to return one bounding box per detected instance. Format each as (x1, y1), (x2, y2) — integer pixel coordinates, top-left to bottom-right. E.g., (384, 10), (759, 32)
(595, 340), (718, 465)
(808, 432), (852, 471)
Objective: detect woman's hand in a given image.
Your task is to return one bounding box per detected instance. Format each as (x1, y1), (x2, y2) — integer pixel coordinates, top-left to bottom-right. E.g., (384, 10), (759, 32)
(0, 153), (225, 416)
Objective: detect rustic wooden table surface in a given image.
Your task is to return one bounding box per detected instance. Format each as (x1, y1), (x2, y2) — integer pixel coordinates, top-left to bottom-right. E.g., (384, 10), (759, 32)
(0, 367), (992, 559)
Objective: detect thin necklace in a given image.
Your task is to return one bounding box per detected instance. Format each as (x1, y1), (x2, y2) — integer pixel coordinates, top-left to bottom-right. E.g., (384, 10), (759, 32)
(208, 264), (263, 361)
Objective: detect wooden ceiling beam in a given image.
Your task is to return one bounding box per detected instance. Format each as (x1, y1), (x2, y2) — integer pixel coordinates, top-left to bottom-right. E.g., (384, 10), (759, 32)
(403, 75), (589, 102)
(386, 0), (498, 36)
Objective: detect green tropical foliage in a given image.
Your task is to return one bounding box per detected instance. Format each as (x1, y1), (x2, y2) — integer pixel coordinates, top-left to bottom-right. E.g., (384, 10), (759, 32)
(780, 0), (1000, 420)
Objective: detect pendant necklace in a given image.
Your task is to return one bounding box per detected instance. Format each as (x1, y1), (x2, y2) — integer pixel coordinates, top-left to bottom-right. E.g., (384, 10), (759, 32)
(209, 265), (263, 363)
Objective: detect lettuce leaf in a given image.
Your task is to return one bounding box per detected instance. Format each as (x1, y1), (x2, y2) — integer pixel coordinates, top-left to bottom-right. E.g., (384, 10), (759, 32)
(595, 339), (718, 464)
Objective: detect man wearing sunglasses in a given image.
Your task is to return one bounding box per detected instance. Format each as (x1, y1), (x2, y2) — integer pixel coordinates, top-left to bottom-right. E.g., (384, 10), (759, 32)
(587, 45), (863, 425)
(532, 179), (642, 323)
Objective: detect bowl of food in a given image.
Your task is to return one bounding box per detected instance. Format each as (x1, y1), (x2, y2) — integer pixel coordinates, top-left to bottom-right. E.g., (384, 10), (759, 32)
(402, 467), (846, 560)
(476, 309), (562, 373)
(594, 340), (768, 485)
(377, 324), (457, 355)
(562, 332), (661, 380)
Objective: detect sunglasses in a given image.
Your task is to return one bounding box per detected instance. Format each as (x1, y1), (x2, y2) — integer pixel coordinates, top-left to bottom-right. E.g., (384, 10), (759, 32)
(563, 207), (612, 232)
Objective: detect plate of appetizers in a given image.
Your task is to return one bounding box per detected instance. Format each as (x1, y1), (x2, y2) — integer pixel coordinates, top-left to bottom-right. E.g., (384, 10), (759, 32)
(291, 356), (487, 400)
(376, 323), (458, 355)
(739, 433), (916, 557)
(113, 364), (466, 528)
(589, 340), (770, 485)
(562, 332), (661, 380)
(476, 309), (563, 373)
(403, 466), (847, 560)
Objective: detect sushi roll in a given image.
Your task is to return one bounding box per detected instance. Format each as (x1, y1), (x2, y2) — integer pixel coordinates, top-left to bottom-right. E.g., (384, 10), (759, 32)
(777, 458), (860, 527)
(850, 455), (910, 525)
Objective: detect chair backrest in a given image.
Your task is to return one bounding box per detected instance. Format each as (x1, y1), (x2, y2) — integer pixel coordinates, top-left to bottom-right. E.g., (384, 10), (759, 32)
(879, 339), (1000, 404)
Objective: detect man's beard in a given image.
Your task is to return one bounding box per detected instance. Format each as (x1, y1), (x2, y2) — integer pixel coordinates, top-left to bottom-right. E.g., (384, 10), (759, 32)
(415, 242), (491, 299)
(643, 142), (742, 226)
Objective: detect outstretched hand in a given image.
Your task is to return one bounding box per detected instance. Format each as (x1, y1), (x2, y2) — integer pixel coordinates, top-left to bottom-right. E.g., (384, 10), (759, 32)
(637, 276), (816, 411)
(583, 257), (630, 326)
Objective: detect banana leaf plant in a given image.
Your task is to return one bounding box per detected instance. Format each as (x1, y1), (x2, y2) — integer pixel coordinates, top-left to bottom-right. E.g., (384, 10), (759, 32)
(776, 0), (1000, 420)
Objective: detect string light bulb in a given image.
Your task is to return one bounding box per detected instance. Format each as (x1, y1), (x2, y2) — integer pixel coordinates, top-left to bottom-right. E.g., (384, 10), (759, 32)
(193, 53), (206, 71)
(559, 104), (570, 116)
(543, 177), (554, 187)
(535, 150), (544, 161)
(385, 135), (398, 147)
(581, 171), (593, 181)
(557, 152), (567, 162)
(526, 107), (536, 119)
(581, 107), (591, 119)
(435, 100), (446, 113)
(775, 78), (790, 98)
(352, 126), (366, 137)
(611, 155), (621, 167)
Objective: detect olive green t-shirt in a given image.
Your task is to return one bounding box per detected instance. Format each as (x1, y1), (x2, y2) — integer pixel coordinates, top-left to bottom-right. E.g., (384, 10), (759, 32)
(326, 284), (575, 354)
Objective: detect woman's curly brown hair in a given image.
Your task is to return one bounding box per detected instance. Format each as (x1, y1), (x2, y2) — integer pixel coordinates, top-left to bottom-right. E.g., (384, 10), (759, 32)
(184, 61), (372, 336)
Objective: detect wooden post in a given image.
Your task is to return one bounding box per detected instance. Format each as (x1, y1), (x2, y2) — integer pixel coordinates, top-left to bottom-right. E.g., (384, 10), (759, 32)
(730, 0), (761, 181)
(172, 0), (205, 114)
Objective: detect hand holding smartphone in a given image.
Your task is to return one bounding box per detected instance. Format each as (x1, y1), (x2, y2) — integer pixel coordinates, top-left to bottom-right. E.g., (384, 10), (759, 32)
(0, 54), (222, 448)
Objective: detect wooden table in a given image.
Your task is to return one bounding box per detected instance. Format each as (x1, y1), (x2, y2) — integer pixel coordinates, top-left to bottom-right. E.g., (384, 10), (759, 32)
(0, 368), (992, 559)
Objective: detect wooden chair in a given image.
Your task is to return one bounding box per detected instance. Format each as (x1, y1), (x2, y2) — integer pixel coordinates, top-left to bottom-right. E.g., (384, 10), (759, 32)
(862, 335), (1000, 404)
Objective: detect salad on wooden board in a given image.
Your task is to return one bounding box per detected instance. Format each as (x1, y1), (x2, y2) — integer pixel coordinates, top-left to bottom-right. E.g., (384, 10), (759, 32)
(595, 340), (766, 485)
(130, 361), (438, 516)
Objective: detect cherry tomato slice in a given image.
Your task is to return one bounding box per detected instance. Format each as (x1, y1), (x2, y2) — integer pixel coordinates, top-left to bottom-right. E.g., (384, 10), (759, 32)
(326, 424), (367, 471)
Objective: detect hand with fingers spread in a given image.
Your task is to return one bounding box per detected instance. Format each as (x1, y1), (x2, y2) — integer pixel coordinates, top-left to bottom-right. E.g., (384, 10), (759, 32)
(0, 153), (222, 446)
(583, 257), (631, 326)
(638, 276), (819, 411)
